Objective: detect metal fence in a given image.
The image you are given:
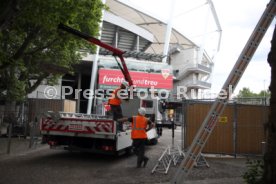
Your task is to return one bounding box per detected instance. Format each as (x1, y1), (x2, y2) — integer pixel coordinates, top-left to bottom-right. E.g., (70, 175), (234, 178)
(0, 99), (76, 137)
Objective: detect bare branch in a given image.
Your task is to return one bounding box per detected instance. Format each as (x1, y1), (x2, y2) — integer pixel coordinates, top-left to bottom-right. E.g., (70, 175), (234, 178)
(25, 38), (59, 55)
(27, 72), (49, 94)
(12, 27), (40, 60)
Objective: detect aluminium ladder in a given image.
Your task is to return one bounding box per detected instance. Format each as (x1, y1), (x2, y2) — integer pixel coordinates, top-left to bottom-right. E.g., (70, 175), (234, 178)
(172, 1), (276, 183)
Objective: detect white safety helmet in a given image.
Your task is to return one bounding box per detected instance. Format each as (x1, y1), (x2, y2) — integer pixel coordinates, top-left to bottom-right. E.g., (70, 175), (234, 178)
(138, 107), (146, 116)
(121, 80), (129, 87)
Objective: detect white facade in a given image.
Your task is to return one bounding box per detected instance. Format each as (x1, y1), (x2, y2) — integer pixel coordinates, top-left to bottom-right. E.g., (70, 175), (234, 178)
(170, 47), (213, 98)
(28, 79), (62, 99)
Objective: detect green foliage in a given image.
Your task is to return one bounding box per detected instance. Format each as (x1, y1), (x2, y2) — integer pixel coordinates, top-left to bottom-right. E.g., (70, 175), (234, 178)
(243, 159), (264, 184)
(237, 88), (255, 98)
(237, 87), (270, 98)
(0, 0), (104, 102)
(258, 90), (270, 98)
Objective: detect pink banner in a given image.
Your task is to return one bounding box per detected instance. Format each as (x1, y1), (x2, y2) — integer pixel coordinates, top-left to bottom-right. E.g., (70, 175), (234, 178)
(98, 69), (173, 89)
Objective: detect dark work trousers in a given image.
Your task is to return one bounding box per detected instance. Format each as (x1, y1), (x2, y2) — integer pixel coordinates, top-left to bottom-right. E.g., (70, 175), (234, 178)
(156, 123), (163, 136)
(110, 105), (123, 131)
(132, 138), (148, 167)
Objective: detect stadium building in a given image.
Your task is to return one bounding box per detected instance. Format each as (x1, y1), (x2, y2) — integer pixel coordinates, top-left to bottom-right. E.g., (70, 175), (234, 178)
(28, 0), (214, 113)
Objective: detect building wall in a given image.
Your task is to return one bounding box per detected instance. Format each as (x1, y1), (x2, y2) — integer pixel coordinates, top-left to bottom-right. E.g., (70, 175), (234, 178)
(170, 47), (212, 98)
(28, 99), (76, 122)
(171, 48), (198, 69)
(28, 79), (62, 99)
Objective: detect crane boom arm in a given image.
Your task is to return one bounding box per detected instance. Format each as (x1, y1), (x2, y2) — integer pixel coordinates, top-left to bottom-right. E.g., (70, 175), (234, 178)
(58, 23), (133, 86)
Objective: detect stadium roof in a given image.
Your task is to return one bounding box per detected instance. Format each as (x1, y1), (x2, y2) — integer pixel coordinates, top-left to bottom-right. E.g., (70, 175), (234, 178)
(104, 0), (196, 56)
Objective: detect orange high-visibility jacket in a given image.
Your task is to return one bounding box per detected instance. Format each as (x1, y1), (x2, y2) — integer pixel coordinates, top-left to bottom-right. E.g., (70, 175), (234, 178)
(131, 115), (148, 139)
(108, 88), (121, 105)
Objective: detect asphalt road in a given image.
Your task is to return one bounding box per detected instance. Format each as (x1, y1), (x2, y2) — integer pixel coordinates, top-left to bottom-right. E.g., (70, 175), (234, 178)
(0, 127), (247, 184)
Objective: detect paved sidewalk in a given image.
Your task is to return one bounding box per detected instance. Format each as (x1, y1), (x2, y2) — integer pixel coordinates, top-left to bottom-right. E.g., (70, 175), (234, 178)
(0, 137), (47, 159)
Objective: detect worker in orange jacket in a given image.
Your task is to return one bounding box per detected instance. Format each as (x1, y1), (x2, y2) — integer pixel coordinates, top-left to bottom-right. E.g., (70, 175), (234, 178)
(108, 81), (129, 130)
(118, 107), (153, 168)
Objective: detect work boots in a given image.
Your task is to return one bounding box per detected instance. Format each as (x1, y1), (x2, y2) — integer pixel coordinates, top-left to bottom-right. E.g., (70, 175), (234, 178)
(137, 157), (149, 168)
(143, 157), (149, 167)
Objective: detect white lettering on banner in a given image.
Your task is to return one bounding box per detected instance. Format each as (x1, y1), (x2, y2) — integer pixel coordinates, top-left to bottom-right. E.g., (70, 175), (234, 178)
(102, 75), (124, 84)
(133, 79), (158, 86)
(101, 74), (159, 87)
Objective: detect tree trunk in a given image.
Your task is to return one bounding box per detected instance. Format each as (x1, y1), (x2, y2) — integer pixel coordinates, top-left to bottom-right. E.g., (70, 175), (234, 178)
(4, 102), (17, 129)
(263, 25), (276, 183)
(4, 101), (17, 121)
(4, 101), (17, 154)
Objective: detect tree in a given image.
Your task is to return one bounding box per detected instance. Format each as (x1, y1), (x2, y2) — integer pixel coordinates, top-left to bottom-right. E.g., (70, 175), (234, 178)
(0, 0), (104, 103)
(263, 25), (276, 183)
(237, 87), (256, 98)
(0, 0), (19, 31)
(237, 87), (270, 98)
(258, 90), (270, 98)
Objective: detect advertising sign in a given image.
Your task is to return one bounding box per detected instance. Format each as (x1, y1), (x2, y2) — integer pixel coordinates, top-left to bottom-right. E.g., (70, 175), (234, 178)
(98, 69), (173, 89)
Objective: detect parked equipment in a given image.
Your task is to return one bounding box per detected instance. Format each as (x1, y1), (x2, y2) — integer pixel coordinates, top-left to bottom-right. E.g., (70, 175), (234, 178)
(40, 24), (157, 154)
(41, 112), (134, 154)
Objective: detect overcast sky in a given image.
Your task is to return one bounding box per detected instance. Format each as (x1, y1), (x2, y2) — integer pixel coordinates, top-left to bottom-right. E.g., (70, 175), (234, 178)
(120, 0), (275, 95)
